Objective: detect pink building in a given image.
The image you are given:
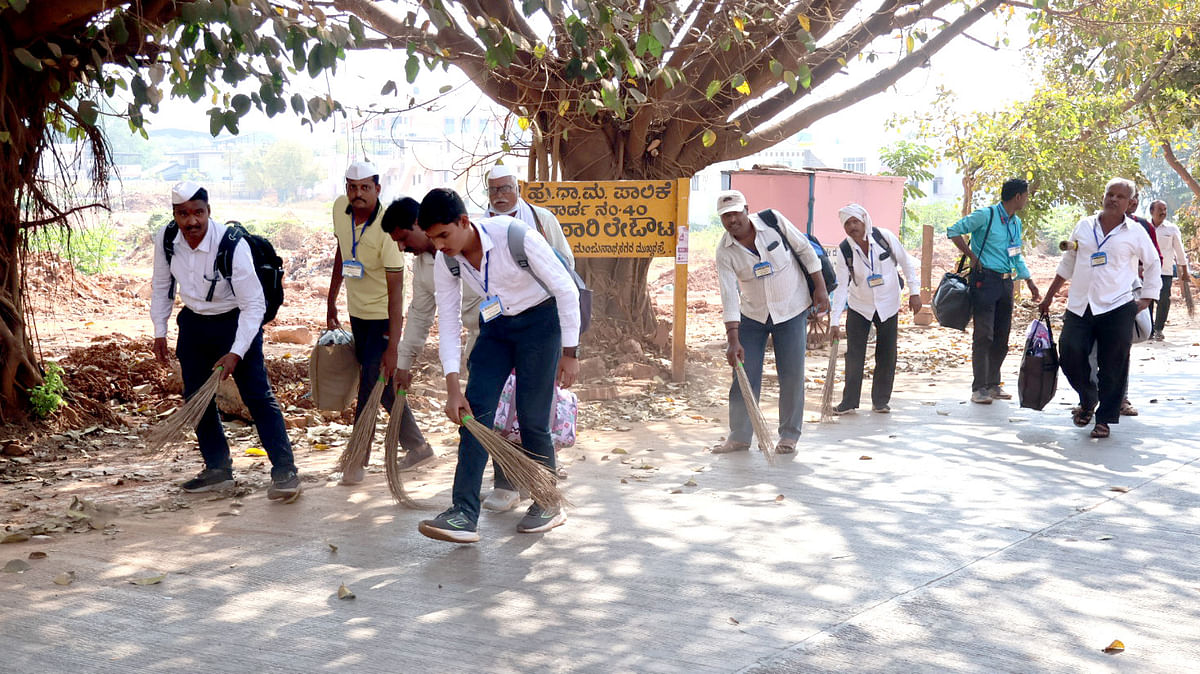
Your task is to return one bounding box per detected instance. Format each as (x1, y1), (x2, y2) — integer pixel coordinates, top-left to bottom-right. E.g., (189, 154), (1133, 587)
(725, 168), (907, 245)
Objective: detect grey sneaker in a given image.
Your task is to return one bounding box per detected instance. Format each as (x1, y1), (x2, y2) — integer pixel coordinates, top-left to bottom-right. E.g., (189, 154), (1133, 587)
(516, 503), (566, 534)
(397, 443), (435, 472)
(971, 389), (993, 404)
(418, 508), (480, 543)
(267, 470), (301, 500)
(988, 385), (1013, 400)
(482, 487), (521, 512)
(181, 468), (234, 493)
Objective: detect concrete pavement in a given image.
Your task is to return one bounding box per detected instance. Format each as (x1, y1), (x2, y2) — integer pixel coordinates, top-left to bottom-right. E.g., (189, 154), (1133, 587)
(2, 334), (1198, 673)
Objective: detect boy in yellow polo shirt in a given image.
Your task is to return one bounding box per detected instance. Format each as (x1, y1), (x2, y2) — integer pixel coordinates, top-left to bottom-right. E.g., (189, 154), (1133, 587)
(326, 161), (434, 484)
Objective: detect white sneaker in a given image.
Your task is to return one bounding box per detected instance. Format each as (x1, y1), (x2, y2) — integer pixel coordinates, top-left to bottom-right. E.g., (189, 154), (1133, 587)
(482, 487), (521, 512)
(339, 464), (365, 486)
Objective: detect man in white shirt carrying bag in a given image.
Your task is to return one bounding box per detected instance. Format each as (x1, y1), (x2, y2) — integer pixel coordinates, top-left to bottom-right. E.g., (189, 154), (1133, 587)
(1148, 199), (1192, 340)
(415, 188), (580, 544)
(1038, 178), (1162, 439)
(150, 182), (300, 499)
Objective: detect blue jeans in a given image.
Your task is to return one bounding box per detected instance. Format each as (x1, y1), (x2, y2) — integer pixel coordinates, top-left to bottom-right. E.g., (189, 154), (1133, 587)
(349, 316), (425, 461)
(453, 300), (561, 520)
(729, 312), (808, 444)
(176, 309), (296, 480)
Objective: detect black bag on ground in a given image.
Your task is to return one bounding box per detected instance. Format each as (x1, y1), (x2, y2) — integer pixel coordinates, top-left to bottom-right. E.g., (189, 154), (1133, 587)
(1018, 314), (1059, 411)
(932, 256), (972, 331)
(756, 209), (838, 297)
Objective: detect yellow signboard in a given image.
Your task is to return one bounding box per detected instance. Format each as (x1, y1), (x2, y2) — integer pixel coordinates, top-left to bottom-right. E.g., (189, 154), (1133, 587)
(523, 179), (687, 258)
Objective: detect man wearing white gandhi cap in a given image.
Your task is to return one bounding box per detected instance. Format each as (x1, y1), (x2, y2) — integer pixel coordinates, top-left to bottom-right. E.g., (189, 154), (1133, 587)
(150, 181), (301, 498)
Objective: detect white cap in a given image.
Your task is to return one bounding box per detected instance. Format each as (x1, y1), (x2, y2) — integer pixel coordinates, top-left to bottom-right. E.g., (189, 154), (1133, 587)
(171, 181), (204, 205)
(345, 161), (379, 181)
(716, 190), (747, 215)
(488, 163), (515, 180)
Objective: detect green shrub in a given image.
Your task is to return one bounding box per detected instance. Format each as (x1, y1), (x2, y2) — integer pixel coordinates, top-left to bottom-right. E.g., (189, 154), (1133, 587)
(25, 223), (120, 274)
(28, 363), (67, 419)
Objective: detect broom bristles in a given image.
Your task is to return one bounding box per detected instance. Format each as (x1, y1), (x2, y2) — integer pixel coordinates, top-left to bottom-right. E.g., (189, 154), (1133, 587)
(460, 416), (568, 510)
(383, 392), (427, 508)
(337, 376), (388, 476)
(146, 368), (223, 455)
(820, 337), (841, 422)
(734, 362), (776, 465)
(1181, 274), (1195, 319)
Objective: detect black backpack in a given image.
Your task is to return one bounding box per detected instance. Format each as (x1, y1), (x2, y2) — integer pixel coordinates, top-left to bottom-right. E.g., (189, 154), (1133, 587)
(164, 220), (285, 326)
(756, 209), (838, 297)
(838, 228), (905, 289)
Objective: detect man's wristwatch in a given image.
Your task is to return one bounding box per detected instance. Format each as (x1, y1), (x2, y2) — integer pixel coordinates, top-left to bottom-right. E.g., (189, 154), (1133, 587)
(563, 346), (578, 358)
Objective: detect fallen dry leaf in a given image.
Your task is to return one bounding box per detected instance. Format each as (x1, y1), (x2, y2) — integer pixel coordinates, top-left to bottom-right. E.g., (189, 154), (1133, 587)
(129, 573), (166, 586)
(27, 551), (47, 560)
(1108, 486), (1130, 493)
(1097, 535), (1114, 541)
(3, 559), (32, 573)
(620, 478), (628, 484)
(669, 488), (683, 494)
(245, 447), (267, 457)
(936, 410), (950, 416)
(53, 571), (75, 586)
(611, 448), (628, 454)
(727, 617), (740, 625)
(859, 455), (872, 460)
(337, 583), (356, 600)
(1102, 639), (1125, 654)
(312, 443), (330, 451)
(684, 479), (698, 487)
(774, 494), (785, 502)
(2, 533), (30, 544)
(326, 541), (338, 553)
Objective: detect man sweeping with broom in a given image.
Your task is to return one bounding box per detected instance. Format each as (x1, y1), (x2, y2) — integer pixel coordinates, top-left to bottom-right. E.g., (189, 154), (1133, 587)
(150, 181), (300, 499)
(416, 187), (580, 544)
(714, 190), (831, 455)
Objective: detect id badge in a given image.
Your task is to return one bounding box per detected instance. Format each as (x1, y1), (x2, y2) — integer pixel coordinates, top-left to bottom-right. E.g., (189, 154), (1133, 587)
(867, 273), (884, 288)
(752, 261), (773, 278)
(479, 295), (504, 323)
(1007, 245), (1021, 257)
(342, 260), (365, 279)
(1090, 252), (1107, 267)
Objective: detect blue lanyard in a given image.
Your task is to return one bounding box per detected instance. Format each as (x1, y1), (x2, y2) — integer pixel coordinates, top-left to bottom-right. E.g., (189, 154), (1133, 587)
(463, 226), (492, 294)
(350, 216), (368, 260)
(1092, 220), (1117, 251)
(853, 239), (875, 274)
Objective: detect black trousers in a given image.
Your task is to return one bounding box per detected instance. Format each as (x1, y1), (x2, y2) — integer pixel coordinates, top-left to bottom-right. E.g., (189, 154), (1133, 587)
(840, 309), (899, 410)
(1154, 275), (1173, 334)
(1060, 302), (1137, 424)
(969, 269), (1014, 392)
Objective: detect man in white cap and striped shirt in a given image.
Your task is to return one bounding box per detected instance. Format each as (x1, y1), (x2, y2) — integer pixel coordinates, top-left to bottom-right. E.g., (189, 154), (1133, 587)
(326, 161), (434, 485)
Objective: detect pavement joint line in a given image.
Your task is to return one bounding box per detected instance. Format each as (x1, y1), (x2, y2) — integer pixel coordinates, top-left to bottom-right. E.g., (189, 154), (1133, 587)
(738, 451), (1200, 673)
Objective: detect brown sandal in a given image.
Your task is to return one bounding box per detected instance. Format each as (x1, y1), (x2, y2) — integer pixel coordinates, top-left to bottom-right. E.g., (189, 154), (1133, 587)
(1090, 423), (1110, 439)
(1072, 406), (1094, 427)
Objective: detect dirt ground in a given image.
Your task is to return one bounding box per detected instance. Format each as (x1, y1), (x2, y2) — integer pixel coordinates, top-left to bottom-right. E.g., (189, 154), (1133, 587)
(2, 216), (1193, 543)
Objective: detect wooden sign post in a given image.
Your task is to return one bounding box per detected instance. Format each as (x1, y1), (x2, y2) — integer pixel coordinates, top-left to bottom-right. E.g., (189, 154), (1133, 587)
(524, 179), (691, 381)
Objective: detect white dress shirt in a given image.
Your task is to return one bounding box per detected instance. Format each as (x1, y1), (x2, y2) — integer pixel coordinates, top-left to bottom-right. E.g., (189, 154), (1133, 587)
(1153, 220), (1190, 277)
(716, 210), (820, 325)
(1057, 215), (1162, 317)
(434, 215), (580, 375)
(488, 199), (576, 270)
(150, 220), (265, 357)
(830, 227), (920, 326)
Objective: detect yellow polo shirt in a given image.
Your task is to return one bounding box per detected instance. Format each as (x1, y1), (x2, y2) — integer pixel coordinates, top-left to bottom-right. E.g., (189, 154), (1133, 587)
(332, 195), (404, 320)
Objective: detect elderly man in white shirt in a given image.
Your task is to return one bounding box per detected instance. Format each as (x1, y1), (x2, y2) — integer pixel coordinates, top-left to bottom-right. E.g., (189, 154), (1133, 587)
(715, 190), (831, 454)
(1038, 178), (1162, 439)
(829, 204), (921, 414)
(485, 163), (575, 268)
(415, 188), (580, 543)
(150, 182), (300, 498)
(1149, 199), (1192, 340)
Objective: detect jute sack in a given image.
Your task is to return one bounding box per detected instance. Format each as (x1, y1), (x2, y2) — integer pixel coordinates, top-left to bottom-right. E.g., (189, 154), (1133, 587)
(310, 330), (358, 411)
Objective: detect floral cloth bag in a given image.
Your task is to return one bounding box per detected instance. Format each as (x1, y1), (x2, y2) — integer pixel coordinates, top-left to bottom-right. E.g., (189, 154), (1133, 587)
(493, 372), (578, 448)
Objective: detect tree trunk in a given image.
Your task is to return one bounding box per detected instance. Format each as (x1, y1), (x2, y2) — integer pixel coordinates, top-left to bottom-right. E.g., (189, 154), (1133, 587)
(1162, 139), (1200, 201)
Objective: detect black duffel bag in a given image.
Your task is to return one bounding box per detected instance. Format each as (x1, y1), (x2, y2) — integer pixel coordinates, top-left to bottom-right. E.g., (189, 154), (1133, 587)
(933, 257), (972, 331)
(1018, 313), (1059, 411)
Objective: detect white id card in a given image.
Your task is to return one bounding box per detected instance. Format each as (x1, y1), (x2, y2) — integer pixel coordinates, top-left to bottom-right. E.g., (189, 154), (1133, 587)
(753, 261), (773, 278)
(1007, 245), (1021, 257)
(867, 273), (884, 288)
(1090, 252), (1107, 267)
(342, 260), (365, 279)
(480, 295), (504, 322)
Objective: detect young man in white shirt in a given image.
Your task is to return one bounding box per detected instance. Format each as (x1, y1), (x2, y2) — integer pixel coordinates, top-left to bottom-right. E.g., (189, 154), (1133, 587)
(1038, 178), (1162, 439)
(829, 204), (921, 414)
(1148, 199), (1191, 340)
(714, 190), (831, 454)
(415, 188), (580, 543)
(150, 182), (299, 498)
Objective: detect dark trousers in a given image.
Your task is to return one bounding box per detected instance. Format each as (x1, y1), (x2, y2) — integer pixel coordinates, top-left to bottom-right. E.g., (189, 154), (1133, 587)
(1154, 275), (1173, 333)
(349, 316), (425, 462)
(728, 312), (808, 444)
(840, 309), (899, 410)
(453, 300), (561, 520)
(1060, 302), (1137, 424)
(969, 270), (1014, 392)
(177, 308), (295, 480)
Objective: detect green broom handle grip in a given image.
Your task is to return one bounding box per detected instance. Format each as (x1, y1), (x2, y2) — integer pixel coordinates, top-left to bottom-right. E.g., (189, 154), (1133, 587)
(462, 414), (474, 422)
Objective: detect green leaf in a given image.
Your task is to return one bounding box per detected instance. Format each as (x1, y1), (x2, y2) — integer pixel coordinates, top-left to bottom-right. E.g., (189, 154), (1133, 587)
(0, 131), (11, 144)
(348, 16), (366, 44)
(783, 70), (798, 93)
(650, 21), (672, 49)
(797, 64), (812, 88)
(705, 79), (721, 100)
(209, 110), (224, 136)
(405, 55), (419, 83)
(8, 0), (28, 11)
(533, 43), (548, 59)
(224, 111), (240, 135)
(231, 94), (252, 116)
(380, 80), (396, 96)
(438, 85), (453, 94)
(769, 59), (783, 77)
(701, 129), (716, 147)
(14, 48), (42, 72)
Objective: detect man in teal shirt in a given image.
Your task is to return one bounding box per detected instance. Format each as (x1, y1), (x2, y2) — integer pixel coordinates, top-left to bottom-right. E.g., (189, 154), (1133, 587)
(948, 178), (1042, 404)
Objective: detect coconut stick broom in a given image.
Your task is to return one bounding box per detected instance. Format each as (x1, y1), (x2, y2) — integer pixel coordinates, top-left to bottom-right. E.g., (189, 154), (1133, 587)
(337, 375), (387, 477)
(146, 367), (224, 455)
(819, 335), (841, 422)
(1180, 273), (1195, 319)
(382, 390), (426, 508)
(460, 415), (568, 510)
(734, 361), (776, 465)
